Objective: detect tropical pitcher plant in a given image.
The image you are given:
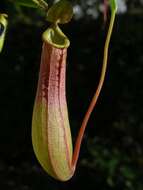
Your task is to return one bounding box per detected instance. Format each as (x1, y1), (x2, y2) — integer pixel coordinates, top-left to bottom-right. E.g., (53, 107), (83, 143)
(0, 0), (117, 181)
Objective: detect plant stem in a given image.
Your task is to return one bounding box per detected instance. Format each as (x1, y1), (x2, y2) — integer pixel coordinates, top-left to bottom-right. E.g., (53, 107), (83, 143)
(72, 10), (116, 168)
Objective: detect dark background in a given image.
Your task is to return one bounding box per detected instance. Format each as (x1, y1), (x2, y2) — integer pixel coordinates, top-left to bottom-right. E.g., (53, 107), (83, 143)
(0, 0), (143, 189)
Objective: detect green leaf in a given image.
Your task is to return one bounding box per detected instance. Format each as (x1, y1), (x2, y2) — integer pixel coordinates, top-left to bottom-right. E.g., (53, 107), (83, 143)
(14, 0), (38, 8)
(47, 0), (73, 24)
(109, 0), (118, 12)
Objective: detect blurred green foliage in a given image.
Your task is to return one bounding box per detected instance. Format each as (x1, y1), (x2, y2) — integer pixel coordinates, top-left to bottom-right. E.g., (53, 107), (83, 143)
(14, 0), (38, 8)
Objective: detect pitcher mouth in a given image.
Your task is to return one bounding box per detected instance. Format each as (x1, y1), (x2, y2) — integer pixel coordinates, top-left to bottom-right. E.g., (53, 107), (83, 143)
(42, 24), (70, 49)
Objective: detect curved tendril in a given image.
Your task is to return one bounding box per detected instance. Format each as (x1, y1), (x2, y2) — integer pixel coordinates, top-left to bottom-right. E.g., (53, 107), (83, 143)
(72, 9), (117, 168)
